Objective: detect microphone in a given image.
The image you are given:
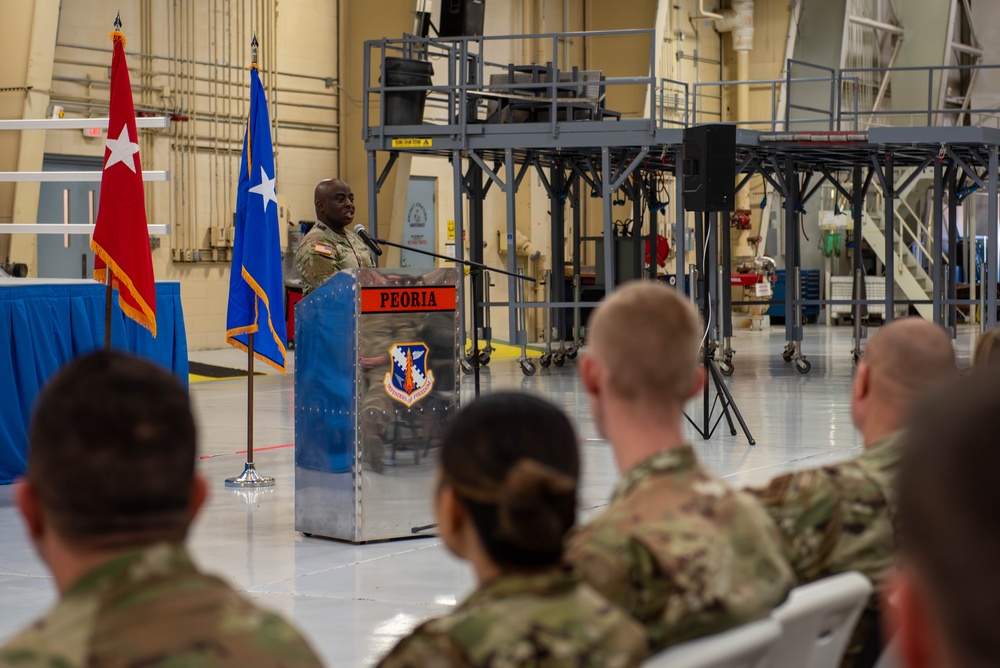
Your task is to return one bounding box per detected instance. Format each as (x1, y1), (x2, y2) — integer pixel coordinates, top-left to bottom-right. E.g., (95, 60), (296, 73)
(353, 224), (383, 257)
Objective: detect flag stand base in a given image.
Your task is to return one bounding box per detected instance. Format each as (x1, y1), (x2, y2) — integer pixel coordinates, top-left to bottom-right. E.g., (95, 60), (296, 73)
(225, 462), (275, 488)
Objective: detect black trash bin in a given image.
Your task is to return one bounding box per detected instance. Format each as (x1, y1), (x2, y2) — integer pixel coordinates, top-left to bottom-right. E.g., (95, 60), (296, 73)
(382, 57), (434, 126)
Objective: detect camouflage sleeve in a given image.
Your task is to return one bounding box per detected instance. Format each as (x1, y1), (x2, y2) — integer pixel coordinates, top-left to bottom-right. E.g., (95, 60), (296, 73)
(377, 627), (470, 668)
(295, 245), (343, 294)
(748, 469), (841, 583)
(568, 533), (678, 651)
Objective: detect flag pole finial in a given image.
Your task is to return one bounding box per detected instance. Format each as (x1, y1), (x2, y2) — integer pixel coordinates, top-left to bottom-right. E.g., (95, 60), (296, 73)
(251, 32), (258, 67)
(114, 11), (122, 31)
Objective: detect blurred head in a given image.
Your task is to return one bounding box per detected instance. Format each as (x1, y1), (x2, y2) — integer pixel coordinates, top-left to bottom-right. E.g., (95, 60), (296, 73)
(17, 351), (204, 555)
(580, 281), (703, 434)
(314, 178), (355, 231)
(851, 318), (956, 444)
(973, 328), (1000, 368)
(435, 393), (579, 572)
(892, 371), (1000, 668)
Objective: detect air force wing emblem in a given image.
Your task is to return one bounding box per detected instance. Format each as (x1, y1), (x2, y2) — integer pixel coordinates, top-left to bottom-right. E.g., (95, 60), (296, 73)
(384, 342), (435, 407)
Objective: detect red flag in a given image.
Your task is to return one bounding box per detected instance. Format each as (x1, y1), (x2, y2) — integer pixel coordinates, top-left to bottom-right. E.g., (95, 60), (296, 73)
(91, 29), (156, 336)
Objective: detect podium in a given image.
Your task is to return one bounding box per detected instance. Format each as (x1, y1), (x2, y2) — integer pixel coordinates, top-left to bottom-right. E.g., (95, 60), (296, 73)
(294, 268), (460, 542)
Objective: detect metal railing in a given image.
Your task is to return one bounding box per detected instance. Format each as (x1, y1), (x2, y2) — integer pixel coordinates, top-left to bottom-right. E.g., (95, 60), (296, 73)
(363, 29), (660, 141)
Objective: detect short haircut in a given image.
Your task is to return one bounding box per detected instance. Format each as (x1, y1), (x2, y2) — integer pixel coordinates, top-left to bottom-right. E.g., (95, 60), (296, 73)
(973, 327), (1000, 368)
(28, 351), (197, 548)
(588, 281), (702, 407)
(440, 392), (579, 569)
(898, 371), (1000, 668)
(862, 318), (956, 406)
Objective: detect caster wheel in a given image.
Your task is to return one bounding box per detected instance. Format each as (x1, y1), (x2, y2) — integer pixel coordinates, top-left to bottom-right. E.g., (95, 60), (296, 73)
(553, 353), (566, 367)
(520, 360), (537, 377)
(478, 351), (491, 366)
(566, 350), (578, 360)
(719, 361), (734, 376)
(781, 352), (793, 363)
(460, 359), (474, 375)
(539, 353), (552, 368)
(796, 359), (812, 374)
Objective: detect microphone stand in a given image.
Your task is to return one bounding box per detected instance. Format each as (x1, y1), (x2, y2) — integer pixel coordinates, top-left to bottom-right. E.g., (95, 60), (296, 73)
(374, 237), (535, 398)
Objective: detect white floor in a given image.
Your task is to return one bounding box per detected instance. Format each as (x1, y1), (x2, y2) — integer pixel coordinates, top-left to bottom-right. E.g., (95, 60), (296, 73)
(0, 324), (977, 666)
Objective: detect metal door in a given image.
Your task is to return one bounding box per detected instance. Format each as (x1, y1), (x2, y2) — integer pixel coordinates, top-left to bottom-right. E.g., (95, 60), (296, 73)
(36, 155), (101, 279)
(400, 176), (437, 268)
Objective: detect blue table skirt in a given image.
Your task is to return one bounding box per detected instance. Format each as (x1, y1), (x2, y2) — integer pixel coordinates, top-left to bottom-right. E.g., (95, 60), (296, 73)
(0, 280), (188, 483)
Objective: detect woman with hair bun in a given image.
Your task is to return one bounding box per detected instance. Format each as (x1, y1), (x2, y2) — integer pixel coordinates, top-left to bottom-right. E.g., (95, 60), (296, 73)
(377, 392), (646, 668)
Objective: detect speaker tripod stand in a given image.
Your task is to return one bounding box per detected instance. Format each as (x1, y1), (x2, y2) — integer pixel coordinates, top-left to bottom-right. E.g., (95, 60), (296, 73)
(683, 210), (756, 446)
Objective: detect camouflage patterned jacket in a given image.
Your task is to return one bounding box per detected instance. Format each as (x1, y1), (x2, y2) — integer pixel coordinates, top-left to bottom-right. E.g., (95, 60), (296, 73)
(377, 569), (647, 668)
(748, 431), (901, 587)
(294, 221), (375, 294)
(565, 446), (795, 652)
(0, 543), (323, 668)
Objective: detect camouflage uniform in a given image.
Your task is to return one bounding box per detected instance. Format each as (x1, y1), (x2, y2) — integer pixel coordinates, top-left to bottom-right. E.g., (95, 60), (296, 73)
(294, 221), (375, 295)
(748, 432), (902, 667)
(0, 543), (322, 668)
(565, 446), (795, 653)
(377, 569), (647, 668)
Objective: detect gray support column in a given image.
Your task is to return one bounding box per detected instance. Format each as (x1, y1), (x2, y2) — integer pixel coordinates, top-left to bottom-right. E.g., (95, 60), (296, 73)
(504, 149), (519, 343)
(468, 160), (485, 357)
(632, 180), (643, 280)
(550, 165), (566, 340)
(852, 166), (864, 326)
(933, 159), (944, 325)
(602, 147), (615, 295)
(675, 157), (686, 294)
(885, 153), (895, 323)
(367, 151), (379, 266)
(647, 174), (659, 280)
(948, 163), (959, 334)
(989, 146), (998, 328)
(452, 150), (466, 350)
(572, 177), (581, 280)
(784, 156), (797, 342)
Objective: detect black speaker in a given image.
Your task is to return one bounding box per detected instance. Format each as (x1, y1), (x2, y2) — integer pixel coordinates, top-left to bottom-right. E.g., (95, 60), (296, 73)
(682, 124), (736, 212)
(439, 0), (486, 37)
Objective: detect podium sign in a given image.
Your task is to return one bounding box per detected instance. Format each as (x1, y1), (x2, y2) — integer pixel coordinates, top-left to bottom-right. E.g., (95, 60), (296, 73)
(294, 268), (460, 542)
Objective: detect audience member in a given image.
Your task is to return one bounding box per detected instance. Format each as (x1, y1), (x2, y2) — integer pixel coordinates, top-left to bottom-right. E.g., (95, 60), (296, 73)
(749, 318), (956, 667)
(891, 371), (1000, 668)
(972, 326), (1000, 367)
(379, 392), (646, 668)
(565, 282), (794, 652)
(0, 351), (322, 668)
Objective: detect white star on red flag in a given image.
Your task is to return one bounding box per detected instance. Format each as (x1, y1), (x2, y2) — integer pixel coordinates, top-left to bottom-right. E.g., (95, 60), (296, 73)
(104, 125), (140, 173)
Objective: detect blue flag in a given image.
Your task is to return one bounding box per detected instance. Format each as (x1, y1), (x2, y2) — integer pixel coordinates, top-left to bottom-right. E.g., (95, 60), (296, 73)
(226, 66), (287, 372)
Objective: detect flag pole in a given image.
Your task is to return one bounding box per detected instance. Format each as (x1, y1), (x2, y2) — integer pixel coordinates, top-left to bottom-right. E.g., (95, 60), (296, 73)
(101, 10), (123, 353)
(104, 271), (113, 350)
(226, 33), (273, 489)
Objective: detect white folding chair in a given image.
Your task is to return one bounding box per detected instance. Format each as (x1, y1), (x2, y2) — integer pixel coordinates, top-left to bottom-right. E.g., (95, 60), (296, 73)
(769, 571), (874, 668)
(644, 618), (782, 668)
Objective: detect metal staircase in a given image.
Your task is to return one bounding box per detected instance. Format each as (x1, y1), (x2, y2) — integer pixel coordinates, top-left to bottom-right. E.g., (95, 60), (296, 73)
(860, 168), (943, 320)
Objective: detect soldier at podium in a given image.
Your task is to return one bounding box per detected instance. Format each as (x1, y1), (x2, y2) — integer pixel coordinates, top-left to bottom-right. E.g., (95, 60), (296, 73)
(295, 178), (375, 294)
(295, 177), (412, 472)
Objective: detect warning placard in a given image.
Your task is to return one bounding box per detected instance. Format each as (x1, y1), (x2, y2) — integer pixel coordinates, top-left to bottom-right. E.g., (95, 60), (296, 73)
(391, 138), (433, 148)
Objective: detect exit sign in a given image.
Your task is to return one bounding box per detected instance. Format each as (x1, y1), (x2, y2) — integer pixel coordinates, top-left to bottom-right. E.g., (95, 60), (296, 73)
(83, 127), (102, 138)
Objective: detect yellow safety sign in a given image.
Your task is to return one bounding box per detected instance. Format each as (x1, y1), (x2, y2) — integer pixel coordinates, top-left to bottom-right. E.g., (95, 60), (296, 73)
(446, 219), (455, 241)
(391, 138), (433, 148)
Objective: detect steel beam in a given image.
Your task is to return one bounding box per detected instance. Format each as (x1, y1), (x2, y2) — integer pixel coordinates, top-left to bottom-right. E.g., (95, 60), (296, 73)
(933, 159), (944, 325)
(602, 147), (615, 295)
(452, 150), (467, 349)
(885, 153), (896, 323)
(504, 149), (519, 343)
(948, 163), (959, 334)
(675, 158), (686, 294)
(989, 146), (998, 328)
